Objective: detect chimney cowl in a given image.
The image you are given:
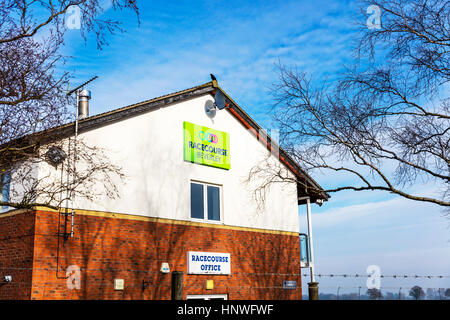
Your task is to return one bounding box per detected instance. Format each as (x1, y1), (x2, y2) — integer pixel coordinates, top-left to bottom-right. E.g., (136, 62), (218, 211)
(77, 89), (91, 119)
(78, 89), (91, 100)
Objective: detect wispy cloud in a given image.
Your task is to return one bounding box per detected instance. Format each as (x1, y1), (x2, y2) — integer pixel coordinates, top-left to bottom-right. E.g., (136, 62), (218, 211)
(62, 0), (362, 128)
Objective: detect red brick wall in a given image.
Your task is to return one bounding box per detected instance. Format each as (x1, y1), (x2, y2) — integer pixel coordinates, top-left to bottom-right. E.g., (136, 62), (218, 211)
(10, 209), (302, 300)
(0, 211), (36, 299)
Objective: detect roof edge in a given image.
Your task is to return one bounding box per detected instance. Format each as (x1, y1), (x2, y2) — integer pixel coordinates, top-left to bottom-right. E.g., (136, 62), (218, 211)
(214, 86), (329, 202)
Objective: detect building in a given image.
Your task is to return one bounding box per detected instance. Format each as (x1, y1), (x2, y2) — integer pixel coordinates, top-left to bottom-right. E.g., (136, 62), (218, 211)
(0, 80), (327, 300)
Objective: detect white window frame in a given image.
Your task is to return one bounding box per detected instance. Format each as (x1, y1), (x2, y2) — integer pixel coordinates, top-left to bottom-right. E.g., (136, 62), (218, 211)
(186, 294), (228, 300)
(190, 180), (223, 224)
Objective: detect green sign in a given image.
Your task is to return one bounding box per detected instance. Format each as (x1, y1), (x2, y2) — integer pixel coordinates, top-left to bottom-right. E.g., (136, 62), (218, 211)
(183, 121), (230, 170)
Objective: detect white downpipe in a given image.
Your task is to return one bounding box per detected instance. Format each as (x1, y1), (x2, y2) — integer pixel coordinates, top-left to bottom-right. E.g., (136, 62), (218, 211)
(299, 196), (315, 283)
(306, 197), (315, 283)
(70, 89), (79, 238)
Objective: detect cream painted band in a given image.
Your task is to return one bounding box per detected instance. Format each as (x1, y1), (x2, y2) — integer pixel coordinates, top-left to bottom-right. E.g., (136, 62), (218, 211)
(2, 207), (300, 237)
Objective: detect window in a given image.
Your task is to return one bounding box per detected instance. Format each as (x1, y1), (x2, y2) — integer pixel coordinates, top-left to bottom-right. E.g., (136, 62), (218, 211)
(190, 182), (221, 222)
(190, 183), (204, 219)
(186, 294), (228, 300)
(1, 171), (11, 209)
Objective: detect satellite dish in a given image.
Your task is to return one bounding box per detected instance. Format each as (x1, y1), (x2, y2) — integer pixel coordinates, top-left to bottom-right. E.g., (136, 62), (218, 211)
(205, 100), (216, 118)
(214, 91), (226, 110)
(45, 146), (67, 166)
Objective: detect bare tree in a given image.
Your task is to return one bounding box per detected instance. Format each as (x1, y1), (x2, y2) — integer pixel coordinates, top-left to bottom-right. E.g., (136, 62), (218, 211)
(409, 285), (425, 300)
(271, 0), (449, 208)
(0, 1), (138, 210)
(367, 288), (383, 300)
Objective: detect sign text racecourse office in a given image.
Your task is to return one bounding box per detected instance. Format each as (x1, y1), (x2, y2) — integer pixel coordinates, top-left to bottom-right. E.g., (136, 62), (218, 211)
(188, 251), (231, 275)
(183, 121), (231, 170)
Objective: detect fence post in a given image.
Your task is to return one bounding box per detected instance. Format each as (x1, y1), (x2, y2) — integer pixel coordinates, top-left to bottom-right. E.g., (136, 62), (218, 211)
(171, 271), (183, 300)
(308, 282), (319, 300)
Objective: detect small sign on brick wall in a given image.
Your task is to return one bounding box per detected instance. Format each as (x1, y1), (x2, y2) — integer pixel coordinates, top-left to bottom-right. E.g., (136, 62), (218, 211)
(114, 279), (124, 290)
(283, 280), (297, 290)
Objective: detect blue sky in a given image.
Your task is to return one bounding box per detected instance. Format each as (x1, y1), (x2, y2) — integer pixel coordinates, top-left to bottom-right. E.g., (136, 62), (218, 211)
(60, 0), (450, 296)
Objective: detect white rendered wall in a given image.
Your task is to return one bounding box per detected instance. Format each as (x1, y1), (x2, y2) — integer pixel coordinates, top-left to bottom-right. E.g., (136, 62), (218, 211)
(0, 159), (40, 213)
(52, 94), (300, 233)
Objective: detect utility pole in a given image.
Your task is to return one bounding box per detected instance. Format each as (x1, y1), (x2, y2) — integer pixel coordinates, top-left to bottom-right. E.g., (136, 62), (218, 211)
(63, 76), (98, 242)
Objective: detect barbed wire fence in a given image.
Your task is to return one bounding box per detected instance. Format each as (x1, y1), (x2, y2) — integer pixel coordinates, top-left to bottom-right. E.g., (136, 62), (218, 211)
(301, 273), (450, 279)
(1, 264), (449, 299)
(300, 273), (450, 300)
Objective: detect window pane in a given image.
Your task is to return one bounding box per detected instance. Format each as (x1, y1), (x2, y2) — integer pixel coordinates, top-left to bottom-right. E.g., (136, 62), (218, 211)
(207, 186), (220, 221)
(2, 173), (10, 209)
(299, 234), (309, 264)
(190, 183), (204, 219)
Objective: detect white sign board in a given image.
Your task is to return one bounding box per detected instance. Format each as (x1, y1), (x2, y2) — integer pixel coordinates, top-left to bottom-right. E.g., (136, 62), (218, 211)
(187, 251), (231, 275)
